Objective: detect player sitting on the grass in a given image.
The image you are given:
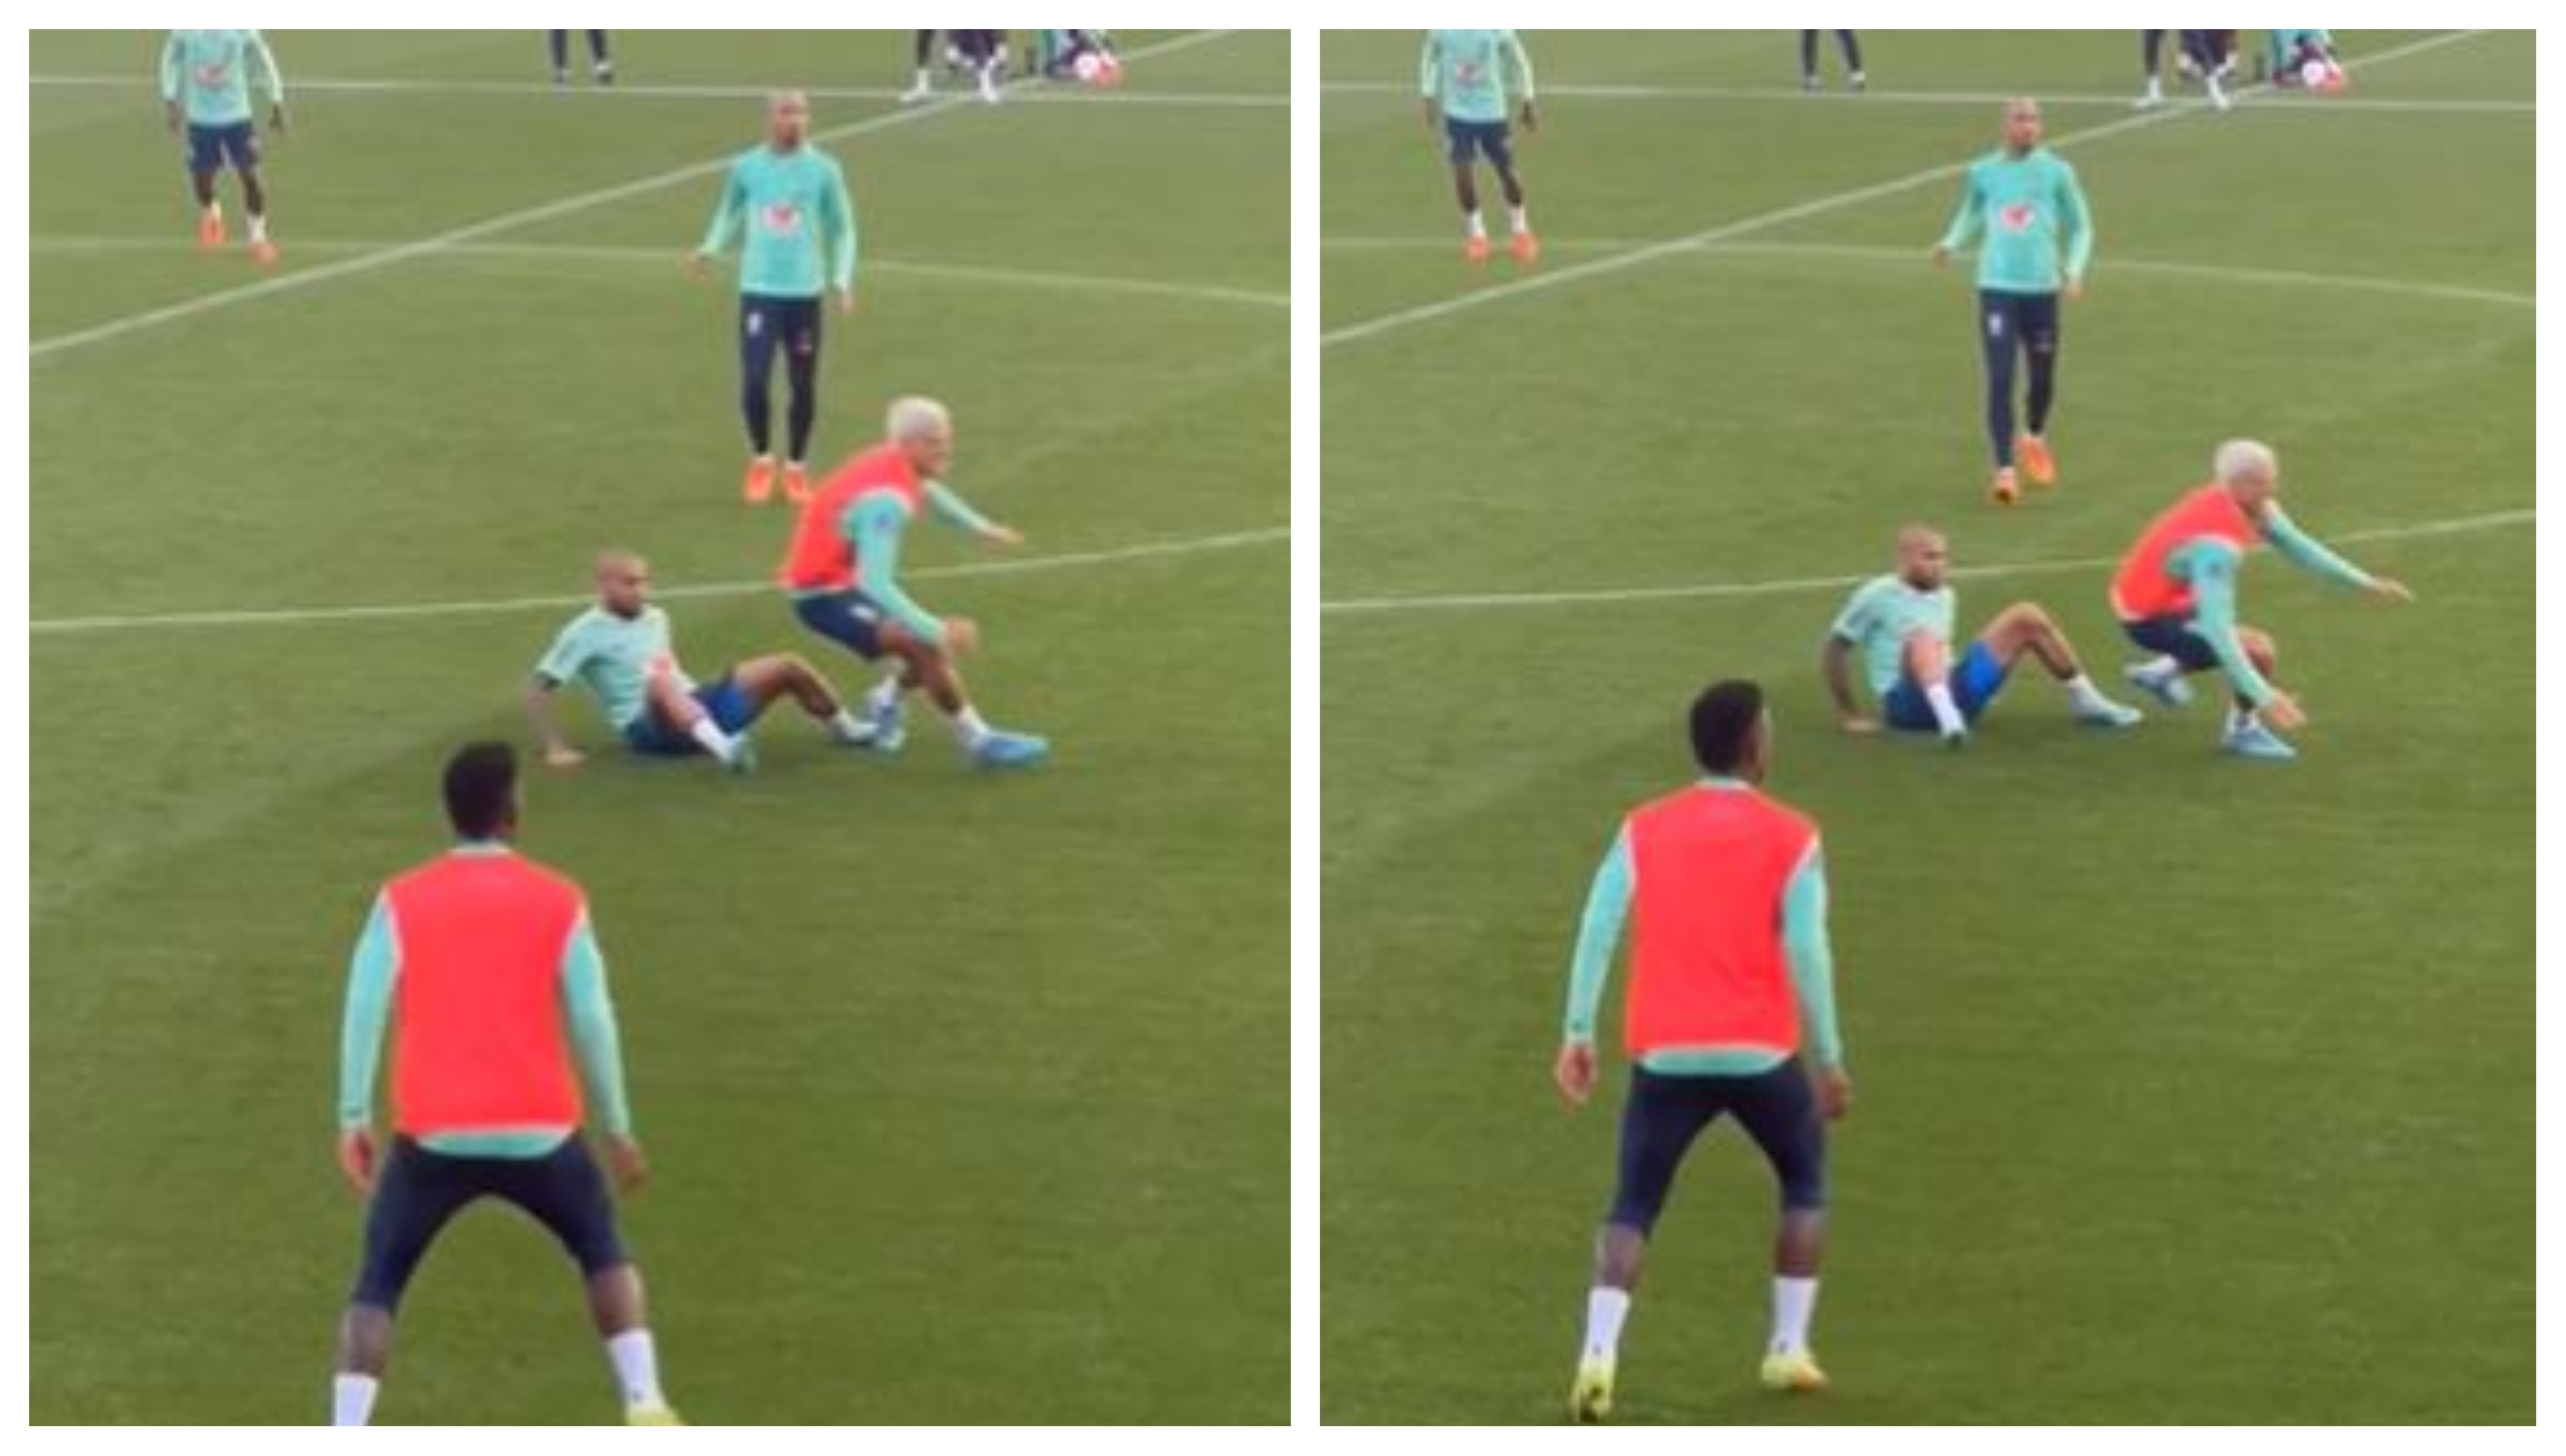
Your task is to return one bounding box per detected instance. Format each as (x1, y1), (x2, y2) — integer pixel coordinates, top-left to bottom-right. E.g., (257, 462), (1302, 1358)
(2112, 439), (2412, 761)
(1824, 524), (2143, 746)
(781, 397), (1049, 770)
(526, 550), (877, 774)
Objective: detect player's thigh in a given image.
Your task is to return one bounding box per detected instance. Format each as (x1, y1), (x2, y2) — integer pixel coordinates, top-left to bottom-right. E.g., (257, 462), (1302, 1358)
(491, 1139), (630, 1278)
(1607, 1068), (1725, 1234)
(739, 296), (785, 377)
(1727, 1061), (1828, 1211)
(791, 591), (888, 661)
(351, 1139), (486, 1311)
(2021, 292), (2062, 355)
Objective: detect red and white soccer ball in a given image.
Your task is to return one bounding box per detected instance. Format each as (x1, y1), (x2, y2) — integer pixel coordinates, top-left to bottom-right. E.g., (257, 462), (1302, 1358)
(2301, 58), (2347, 93)
(1074, 51), (1124, 88)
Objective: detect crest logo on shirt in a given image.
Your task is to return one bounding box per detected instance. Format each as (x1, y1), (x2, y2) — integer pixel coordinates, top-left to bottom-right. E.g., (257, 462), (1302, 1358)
(759, 201), (804, 235)
(194, 62), (230, 86)
(1456, 61), (1483, 84)
(1998, 202), (2038, 232)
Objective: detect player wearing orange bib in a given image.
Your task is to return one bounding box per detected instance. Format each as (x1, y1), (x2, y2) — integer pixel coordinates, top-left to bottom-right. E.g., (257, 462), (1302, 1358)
(1553, 681), (1851, 1420)
(781, 396), (1048, 769)
(2113, 439), (2413, 760)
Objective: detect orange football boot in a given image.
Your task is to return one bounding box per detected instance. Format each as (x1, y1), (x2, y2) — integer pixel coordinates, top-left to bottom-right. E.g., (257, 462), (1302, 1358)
(2016, 434), (2057, 487)
(742, 456), (778, 504)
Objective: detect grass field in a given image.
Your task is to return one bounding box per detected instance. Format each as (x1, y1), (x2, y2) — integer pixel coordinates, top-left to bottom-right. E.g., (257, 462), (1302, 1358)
(1322, 30), (2531, 1423)
(31, 30), (1285, 1423)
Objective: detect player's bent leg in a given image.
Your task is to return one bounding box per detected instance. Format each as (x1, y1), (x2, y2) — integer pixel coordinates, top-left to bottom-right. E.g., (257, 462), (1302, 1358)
(491, 1140), (681, 1424)
(1728, 1061), (1833, 1391)
(1572, 1071), (1722, 1421)
(640, 675), (754, 773)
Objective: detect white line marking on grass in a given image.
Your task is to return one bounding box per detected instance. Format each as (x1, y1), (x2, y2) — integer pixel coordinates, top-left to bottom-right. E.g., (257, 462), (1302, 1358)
(1319, 236), (2533, 311)
(1320, 510), (2529, 617)
(32, 72), (1286, 108)
(1322, 78), (2530, 116)
(1320, 29), (2487, 351)
(30, 527), (1289, 636)
(33, 236), (1289, 311)
(28, 29), (1243, 362)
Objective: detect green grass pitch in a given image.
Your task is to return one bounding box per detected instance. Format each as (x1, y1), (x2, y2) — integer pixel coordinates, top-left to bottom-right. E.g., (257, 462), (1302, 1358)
(32, 30), (1284, 1423)
(1322, 30), (2530, 1423)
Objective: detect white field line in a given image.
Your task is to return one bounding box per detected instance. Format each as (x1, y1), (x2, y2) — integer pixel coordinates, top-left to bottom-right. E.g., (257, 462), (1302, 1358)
(28, 29), (1245, 361)
(1320, 78), (2527, 116)
(31, 527), (1289, 637)
(33, 72), (1285, 108)
(1320, 510), (2530, 617)
(1319, 29), (2488, 351)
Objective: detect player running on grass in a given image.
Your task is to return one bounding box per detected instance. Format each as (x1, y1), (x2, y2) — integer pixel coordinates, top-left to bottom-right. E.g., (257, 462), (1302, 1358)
(1421, 29), (1539, 265)
(2112, 439), (2413, 761)
(781, 397), (1049, 770)
(1932, 97), (2092, 506)
(1822, 524), (2143, 746)
(526, 550), (878, 774)
(329, 742), (681, 1425)
(1555, 680), (1849, 1420)
(160, 29), (286, 265)
(689, 91), (858, 506)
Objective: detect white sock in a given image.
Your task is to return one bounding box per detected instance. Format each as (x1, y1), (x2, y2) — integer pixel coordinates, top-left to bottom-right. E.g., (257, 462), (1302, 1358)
(2135, 653), (2179, 682)
(868, 675), (903, 713)
(249, 213), (268, 243)
(2227, 704), (2259, 734)
(1583, 1286), (1630, 1360)
(829, 708), (869, 741)
(688, 718), (737, 759)
(332, 1373), (379, 1426)
(605, 1329), (666, 1411)
(1465, 210), (1487, 239)
(912, 68), (931, 88)
(1507, 204), (1529, 235)
(1770, 1276), (1819, 1354)
(2145, 76), (2163, 99)
(952, 704), (992, 748)
(1924, 681), (1966, 737)
(2064, 674), (2110, 712)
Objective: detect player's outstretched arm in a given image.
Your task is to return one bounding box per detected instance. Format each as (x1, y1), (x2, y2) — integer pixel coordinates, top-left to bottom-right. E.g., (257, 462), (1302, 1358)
(1557, 825), (1634, 1105)
(924, 480), (1020, 546)
(2262, 504), (2413, 601)
(336, 893), (400, 1192)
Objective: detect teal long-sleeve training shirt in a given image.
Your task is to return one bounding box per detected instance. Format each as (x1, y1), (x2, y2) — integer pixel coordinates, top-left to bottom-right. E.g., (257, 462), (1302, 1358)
(807, 479), (1001, 649)
(1937, 145), (2094, 295)
(699, 143), (858, 300)
(2168, 503), (2378, 707)
(337, 843), (633, 1157)
(1561, 780), (1844, 1075)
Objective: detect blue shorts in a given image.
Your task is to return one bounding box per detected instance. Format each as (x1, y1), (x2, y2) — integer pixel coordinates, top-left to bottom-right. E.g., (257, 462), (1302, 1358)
(2123, 614), (2222, 672)
(185, 121), (259, 175)
(1608, 1060), (1827, 1234)
(350, 1136), (627, 1312)
(793, 590), (890, 661)
(741, 293), (823, 367)
(1980, 289), (2061, 355)
(1880, 639), (2010, 731)
(620, 672), (753, 755)
(1443, 116), (1514, 168)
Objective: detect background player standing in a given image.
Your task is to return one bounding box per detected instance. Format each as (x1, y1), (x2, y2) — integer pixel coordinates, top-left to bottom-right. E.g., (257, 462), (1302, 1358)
(1421, 29), (1540, 265)
(160, 29), (286, 265)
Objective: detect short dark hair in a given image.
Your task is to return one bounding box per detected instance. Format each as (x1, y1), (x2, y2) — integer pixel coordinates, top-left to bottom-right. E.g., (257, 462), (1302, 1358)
(1689, 679), (1766, 775)
(443, 741), (520, 840)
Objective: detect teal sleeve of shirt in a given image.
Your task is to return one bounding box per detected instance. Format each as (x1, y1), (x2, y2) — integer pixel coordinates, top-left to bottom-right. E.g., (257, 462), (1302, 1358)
(2181, 539), (2276, 706)
(1937, 171), (1983, 253)
(847, 495), (943, 645)
(1562, 825), (1634, 1046)
(2060, 166), (2094, 279)
(924, 480), (997, 535)
(159, 34), (182, 102)
(337, 893), (398, 1130)
(699, 160), (745, 256)
(1781, 847), (1843, 1068)
(248, 31), (283, 105)
(827, 165), (858, 294)
(2262, 504), (2375, 589)
(1505, 31), (1536, 100)
(560, 914), (634, 1138)
(1417, 33), (1439, 97)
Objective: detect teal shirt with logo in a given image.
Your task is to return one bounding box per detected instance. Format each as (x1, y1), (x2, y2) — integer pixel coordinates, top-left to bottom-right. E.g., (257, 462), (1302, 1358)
(160, 30), (282, 127)
(1829, 574), (1957, 698)
(700, 144), (859, 300)
(532, 605), (689, 732)
(1937, 147), (2094, 295)
(1421, 29), (1534, 124)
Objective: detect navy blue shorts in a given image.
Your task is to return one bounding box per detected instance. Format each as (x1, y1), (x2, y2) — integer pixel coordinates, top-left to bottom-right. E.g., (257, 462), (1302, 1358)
(185, 121), (259, 175)
(622, 671), (753, 755)
(1980, 289), (2061, 355)
(1443, 116), (1514, 168)
(2123, 614), (2222, 672)
(794, 590), (890, 661)
(1608, 1060), (1827, 1234)
(1880, 639), (2011, 731)
(350, 1136), (627, 1311)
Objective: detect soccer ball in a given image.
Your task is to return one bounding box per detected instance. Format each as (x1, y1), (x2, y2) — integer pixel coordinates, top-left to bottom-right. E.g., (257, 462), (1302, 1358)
(1074, 51), (1123, 88)
(2302, 58), (2345, 92)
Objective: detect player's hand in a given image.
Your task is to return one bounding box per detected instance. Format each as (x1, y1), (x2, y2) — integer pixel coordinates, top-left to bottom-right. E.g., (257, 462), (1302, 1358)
(2367, 576), (2414, 604)
(2260, 689), (2307, 730)
(337, 1126), (379, 1194)
(685, 252), (712, 278)
(1553, 1041), (1597, 1105)
(164, 99), (182, 132)
(2064, 275), (2086, 302)
(835, 287), (856, 316)
(1840, 714), (1880, 735)
(269, 105), (289, 135)
(543, 744), (586, 770)
(604, 1134), (649, 1194)
(982, 524), (1025, 548)
(940, 617), (982, 656)
(1421, 97), (1439, 130)
(1519, 101), (1538, 134)
(1814, 1064), (1854, 1121)
(1930, 245), (1952, 268)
